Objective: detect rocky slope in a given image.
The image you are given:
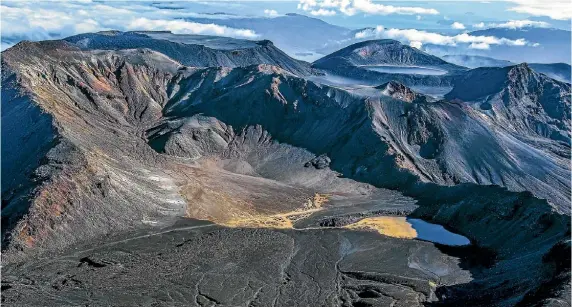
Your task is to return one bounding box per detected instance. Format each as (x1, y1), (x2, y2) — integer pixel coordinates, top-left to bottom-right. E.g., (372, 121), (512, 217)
(149, 62), (570, 208)
(1, 37), (570, 306)
(372, 64), (572, 208)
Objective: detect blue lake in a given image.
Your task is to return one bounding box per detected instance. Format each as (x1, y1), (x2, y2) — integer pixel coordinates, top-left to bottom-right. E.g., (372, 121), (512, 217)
(407, 218), (470, 246)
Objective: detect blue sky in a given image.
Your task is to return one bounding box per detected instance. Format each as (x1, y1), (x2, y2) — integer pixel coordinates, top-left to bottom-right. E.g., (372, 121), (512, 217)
(1, 0), (570, 50)
(227, 1), (571, 30)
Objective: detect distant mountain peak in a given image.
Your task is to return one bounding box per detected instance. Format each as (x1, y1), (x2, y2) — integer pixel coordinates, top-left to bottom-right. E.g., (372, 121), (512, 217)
(313, 39), (464, 71)
(359, 39), (404, 45)
(95, 30), (123, 36)
(284, 13), (305, 17)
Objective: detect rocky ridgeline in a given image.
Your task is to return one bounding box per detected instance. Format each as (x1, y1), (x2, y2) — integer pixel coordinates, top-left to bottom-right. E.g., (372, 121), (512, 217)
(376, 81), (428, 103)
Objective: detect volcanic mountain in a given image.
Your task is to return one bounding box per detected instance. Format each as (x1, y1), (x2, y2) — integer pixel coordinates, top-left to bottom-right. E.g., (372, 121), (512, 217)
(313, 39), (465, 72)
(310, 40), (466, 91)
(64, 31), (314, 76)
(1, 36), (570, 306)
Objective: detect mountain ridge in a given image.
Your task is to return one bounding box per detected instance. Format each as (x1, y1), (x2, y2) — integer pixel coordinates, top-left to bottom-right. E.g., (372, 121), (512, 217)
(63, 31), (314, 76)
(1, 34), (570, 307)
(442, 54), (571, 82)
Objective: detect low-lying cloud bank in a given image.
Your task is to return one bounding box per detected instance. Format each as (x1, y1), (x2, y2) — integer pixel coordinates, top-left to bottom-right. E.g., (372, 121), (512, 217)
(127, 18), (258, 38)
(263, 9), (280, 17)
(494, 19), (550, 29)
(472, 19), (550, 29)
(0, 1), (259, 50)
(298, 0), (439, 16)
(451, 22), (465, 30)
(355, 26), (531, 50)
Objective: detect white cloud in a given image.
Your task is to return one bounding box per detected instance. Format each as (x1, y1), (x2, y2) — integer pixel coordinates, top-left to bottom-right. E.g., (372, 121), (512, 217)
(298, 0), (439, 16)
(493, 19), (550, 29)
(451, 22), (466, 30)
(263, 9), (279, 17)
(507, 0), (572, 20)
(469, 42), (490, 49)
(416, 15), (422, 20)
(0, 1), (260, 50)
(471, 19), (551, 30)
(355, 25), (531, 49)
(410, 41), (422, 49)
(127, 18), (258, 38)
(75, 19), (100, 34)
(310, 8), (337, 16)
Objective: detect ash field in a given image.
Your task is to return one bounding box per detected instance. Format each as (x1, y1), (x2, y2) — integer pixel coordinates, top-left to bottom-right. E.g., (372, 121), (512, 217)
(1, 29), (570, 307)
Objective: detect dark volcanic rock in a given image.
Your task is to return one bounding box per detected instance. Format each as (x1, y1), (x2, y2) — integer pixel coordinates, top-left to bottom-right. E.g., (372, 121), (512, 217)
(1, 221), (466, 307)
(304, 154), (331, 169)
(375, 81), (428, 103)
